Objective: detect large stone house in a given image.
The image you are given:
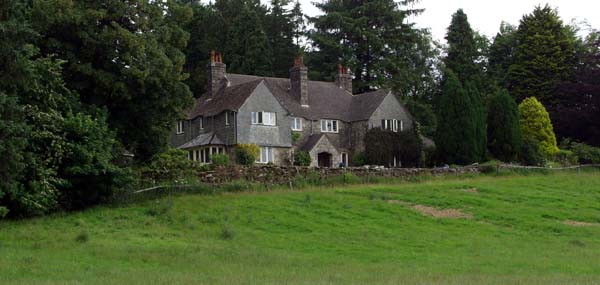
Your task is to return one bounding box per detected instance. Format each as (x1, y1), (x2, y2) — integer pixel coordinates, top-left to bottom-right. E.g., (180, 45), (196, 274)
(169, 53), (416, 167)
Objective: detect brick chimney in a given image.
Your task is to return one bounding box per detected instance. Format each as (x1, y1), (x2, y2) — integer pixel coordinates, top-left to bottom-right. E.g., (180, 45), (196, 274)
(207, 50), (226, 96)
(290, 55), (309, 107)
(335, 64), (352, 94)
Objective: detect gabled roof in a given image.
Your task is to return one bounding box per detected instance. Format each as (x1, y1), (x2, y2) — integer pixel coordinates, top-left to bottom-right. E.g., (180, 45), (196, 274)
(187, 73), (394, 122)
(299, 134), (325, 152)
(188, 79), (262, 119)
(177, 132), (224, 149)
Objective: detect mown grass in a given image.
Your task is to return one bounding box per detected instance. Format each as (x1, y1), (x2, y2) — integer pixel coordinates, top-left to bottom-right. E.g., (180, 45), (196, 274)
(1, 172), (600, 285)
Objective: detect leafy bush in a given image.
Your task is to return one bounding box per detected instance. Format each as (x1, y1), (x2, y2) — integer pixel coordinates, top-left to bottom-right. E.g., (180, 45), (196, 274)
(519, 97), (559, 157)
(294, 151), (311, 166)
(352, 152), (366, 166)
(552, 149), (578, 166)
(235, 144), (259, 165)
(142, 148), (194, 181)
(211, 154), (230, 166)
(519, 138), (545, 166)
(291, 132), (301, 143)
(561, 139), (600, 164)
(364, 127), (423, 167)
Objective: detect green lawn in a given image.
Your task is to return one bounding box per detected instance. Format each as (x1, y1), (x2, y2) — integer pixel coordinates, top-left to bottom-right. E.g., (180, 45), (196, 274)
(1, 172), (600, 285)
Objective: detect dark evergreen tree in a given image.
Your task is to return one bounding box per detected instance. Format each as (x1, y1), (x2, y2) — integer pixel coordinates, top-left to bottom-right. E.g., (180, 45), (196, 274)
(444, 9), (480, 85)
(435, 70), (482, 165)
(437, 9), (487, 163)
(489, 22), (517, 88)
(290, 0), (306, 48)
(487, 89), (522, 161)
(507, 5), (577, 104)
(30, 0), (194, 160)
(265, 0), (299, 77)
(225, 4), (273, 76)
(309, 0), (423, 93)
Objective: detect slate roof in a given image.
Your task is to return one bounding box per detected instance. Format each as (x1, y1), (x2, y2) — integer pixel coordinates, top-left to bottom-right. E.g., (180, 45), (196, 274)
(187, 73), (392, 122)
(177, 132), (224, 149)
(298, 134), (325, 152)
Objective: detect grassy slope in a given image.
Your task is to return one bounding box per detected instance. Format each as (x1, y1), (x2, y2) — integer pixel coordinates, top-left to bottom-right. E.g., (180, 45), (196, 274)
(1, 172), (600, 285)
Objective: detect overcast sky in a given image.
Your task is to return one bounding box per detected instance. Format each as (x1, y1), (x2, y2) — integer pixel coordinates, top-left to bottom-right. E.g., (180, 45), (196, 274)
(298, 0), (600, 43)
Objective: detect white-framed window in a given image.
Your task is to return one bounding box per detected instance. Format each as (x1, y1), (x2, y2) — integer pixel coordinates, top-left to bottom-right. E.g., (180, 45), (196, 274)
(291, 117), (302, 131)
(320, 119), (338, 133)
(263, 112), (276, 126)
(176, 120), (185, 134)
(199, 117), (203, 130)
(251, 111), (276, 126)
(257, 147), (274, 163)
(190, 146), (225, 163)
(382, 119), (401, 132)
(225, 111), (230, 126)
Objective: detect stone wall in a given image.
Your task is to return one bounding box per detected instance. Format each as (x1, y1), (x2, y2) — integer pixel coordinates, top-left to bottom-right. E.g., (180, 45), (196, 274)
(197, 165), (481, 184)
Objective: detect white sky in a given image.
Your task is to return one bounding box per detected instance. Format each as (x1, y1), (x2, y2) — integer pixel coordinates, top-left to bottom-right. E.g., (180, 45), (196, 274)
(299, 0), (599, 43)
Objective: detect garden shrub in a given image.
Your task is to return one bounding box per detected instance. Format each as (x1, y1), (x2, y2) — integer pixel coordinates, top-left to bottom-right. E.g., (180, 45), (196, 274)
(552, 149), (578, 166)
(294, 151), (311, 166)
(291, 132), (301, 143)
(561, 139), (600, 164)
(519, 138), (545, 166)
(519, 97), (559, 157)
(142, 148), (194, 181)
(211, 154), (230, 166)
(235, 144), (259, 165)
(352, 152), (366, 166)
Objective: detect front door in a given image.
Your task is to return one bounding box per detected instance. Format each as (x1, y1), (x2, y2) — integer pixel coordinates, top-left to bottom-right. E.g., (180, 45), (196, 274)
(317, 152), (332, 168)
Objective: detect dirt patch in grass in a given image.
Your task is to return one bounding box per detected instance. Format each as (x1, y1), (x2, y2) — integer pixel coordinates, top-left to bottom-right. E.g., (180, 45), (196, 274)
(411, 205), (473, 219)
(386, 200), (410, 206)
(384, 199), (473, 219)
(460, 188), (479, 193)
(563, 220), (599, 227)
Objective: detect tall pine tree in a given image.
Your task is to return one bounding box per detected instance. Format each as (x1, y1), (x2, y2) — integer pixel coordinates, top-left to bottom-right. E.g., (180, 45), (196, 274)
(437, 9), (487, 163)
(309, 0), (423, 93)
(435, 70), (482, 165)
(507, 5), (577, 104)
(487, 89), (522, 161)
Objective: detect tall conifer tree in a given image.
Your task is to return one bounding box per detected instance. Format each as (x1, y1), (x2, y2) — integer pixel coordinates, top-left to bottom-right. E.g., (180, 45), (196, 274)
(508, 5), (577, 104)
(487, 89), (522, 161)
(435, 70), (481, 164)
(309, 0), (423, 93)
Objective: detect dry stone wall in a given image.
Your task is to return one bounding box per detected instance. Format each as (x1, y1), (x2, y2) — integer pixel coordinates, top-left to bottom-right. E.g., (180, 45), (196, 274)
(197, 165), (481, 184)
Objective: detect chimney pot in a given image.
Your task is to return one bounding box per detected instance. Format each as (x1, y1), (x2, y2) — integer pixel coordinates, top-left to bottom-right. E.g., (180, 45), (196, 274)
(336, 63), (352, 94)
(207, 51), (226, 96)
(290, 55), (309, 106)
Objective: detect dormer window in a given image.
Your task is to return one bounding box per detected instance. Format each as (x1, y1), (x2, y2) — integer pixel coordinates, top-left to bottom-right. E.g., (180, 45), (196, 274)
(251, 111), (276, 126)
(291, 117), (302, 131)
(176, 120), (185, 134)
(320, 119), (338, 133)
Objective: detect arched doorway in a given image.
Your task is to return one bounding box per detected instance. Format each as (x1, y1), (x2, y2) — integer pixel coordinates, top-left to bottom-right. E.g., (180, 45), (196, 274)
(317, 152), (332, 168)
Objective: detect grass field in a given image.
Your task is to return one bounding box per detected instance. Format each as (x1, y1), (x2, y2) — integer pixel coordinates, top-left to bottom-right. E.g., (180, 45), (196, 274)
(1, 172), (600, 284)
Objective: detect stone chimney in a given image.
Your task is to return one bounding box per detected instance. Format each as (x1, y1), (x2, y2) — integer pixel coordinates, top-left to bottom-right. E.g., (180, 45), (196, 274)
(207, 50), (226, 96)
(335, 64), (352, 94)
(289, 55), (309, 107)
